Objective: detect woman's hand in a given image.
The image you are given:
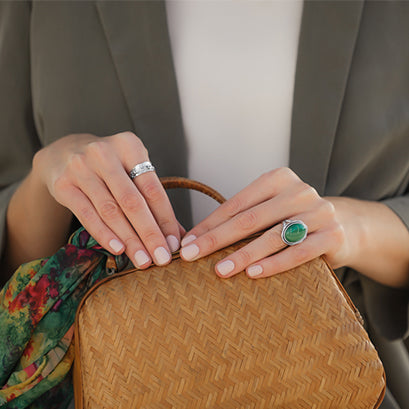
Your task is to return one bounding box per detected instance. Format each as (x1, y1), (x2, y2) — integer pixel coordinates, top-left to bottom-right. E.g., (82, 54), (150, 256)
(33, 132), (182, 268)
(179, 167), (409, 287)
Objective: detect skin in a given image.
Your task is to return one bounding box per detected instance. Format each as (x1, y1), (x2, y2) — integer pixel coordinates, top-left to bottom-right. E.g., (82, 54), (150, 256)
(2, 132), (183, 285)
(180, 167), (409, 288)
(2, 136), (409, 290)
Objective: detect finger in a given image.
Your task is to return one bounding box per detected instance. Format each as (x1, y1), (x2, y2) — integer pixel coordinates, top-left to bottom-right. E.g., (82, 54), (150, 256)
(180, 183), (323, 263)
(57, 185), (126, 256)
(74, 171), (153, 269)
(85, 138), (172, 265)
(110, 131), (181, 250)
(214, 207), (330, 278)
(178, 221), (187, 238)
(245, 230), (332, 279)
(182, 167), (300, 245)
(108, 179), (172, 266)
(133, 171), (181, 252)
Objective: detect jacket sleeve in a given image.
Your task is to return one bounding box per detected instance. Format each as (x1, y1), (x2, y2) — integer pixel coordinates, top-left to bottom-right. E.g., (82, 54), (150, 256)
(383, 192), (409, 234)
(0, 1), (41, 263)
(359, 190), (409, 341)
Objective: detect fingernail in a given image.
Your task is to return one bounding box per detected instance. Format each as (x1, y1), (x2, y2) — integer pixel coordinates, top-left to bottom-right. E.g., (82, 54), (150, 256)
(166, 235), (179, 253)
(216, 260), (235, 276)
(181, 234), (196, 246)
(247, 265), (263, 278)
(154, 246), (171, 265)
(134, 250), (150, 267)
(109, 239), (124, 253)
(180, 244), (199, 261)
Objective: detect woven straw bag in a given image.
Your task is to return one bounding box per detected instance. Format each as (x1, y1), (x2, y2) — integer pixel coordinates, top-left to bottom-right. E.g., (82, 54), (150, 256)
(74, 177), (385, 409)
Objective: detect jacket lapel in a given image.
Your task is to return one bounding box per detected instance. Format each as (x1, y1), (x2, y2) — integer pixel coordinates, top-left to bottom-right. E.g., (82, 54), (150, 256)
(95, 0), (185, 155)
(96, 0), (364, 197)
(290, 0), (364, 195)
(95, 1), (192, 227)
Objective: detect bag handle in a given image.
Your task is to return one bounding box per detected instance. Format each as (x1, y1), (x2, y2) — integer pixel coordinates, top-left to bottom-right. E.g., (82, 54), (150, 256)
(160, 176), (226, 204)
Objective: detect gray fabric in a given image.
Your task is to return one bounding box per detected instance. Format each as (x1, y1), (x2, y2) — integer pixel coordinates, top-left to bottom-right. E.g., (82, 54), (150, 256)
(291, 0), (409, 342)
(370, 326), (409, 409)
(290, 0), (364, 194)
(0, 182), (21, 271)
(0, 1), (41, 275)
(0, 0), (408, 407)
(66, 398), (75, 409)
(380, 389), (401, 409)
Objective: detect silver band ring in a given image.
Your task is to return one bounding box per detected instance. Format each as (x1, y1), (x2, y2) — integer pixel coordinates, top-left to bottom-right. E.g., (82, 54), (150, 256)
(281, 219), (308, 246)
(129, 161), (155, 180)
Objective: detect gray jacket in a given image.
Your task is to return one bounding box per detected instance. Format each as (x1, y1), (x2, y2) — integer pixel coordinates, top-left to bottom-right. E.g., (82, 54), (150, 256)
(0, 1), (408, 407)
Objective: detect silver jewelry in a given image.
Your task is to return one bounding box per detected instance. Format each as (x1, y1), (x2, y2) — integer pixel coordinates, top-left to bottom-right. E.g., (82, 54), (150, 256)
(129, 161), (155, 180)
(281, 219), (308, 246)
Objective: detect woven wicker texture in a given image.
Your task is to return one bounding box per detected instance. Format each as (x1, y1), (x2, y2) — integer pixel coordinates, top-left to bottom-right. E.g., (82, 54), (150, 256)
(76, 241), (385, 409)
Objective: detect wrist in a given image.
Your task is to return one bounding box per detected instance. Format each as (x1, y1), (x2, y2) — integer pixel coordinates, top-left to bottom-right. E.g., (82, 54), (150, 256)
(327, 196), (409, 287)
(325, 196), (366, 269)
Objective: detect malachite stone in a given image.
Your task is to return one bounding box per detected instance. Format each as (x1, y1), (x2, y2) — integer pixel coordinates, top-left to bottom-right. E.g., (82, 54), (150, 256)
(284, 223), (307, 243)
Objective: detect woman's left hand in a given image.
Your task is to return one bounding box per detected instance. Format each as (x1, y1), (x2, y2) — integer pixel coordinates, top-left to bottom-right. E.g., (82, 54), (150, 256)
(179, 167), (352, 279)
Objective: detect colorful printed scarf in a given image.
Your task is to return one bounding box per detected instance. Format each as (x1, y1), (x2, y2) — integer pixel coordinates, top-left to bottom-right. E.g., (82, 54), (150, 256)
(0, 229), (129, 408)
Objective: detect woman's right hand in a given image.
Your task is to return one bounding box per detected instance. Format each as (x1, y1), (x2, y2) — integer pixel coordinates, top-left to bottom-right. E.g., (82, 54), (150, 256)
(32, 131), (182, 268)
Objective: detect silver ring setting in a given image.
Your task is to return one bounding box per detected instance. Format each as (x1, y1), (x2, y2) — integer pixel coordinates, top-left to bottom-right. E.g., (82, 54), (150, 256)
(129, 161), (155, 180)
(281, 219), (308, 246)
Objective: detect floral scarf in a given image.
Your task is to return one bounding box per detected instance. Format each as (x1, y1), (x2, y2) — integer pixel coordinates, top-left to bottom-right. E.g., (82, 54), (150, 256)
(0, 229), (128, 408)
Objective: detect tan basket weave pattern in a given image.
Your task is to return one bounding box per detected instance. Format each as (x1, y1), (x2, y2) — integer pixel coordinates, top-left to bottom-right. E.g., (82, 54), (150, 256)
(75, 241), (385, 408)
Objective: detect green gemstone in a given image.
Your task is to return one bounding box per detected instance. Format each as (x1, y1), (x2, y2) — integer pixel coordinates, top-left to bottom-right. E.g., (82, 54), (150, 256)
(284, 223), (307, 243)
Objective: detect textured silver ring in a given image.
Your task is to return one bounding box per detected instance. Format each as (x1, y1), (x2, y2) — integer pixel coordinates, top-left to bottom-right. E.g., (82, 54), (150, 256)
(281, 219), (308, 246)
(129, 161), (155, 180)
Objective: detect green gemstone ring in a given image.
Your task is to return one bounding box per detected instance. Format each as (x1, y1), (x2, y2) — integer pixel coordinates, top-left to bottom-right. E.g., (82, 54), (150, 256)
(281, 219), (308, 246)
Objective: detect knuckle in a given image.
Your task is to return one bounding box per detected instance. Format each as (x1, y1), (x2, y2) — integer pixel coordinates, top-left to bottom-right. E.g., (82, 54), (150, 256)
(235, 248), (252, 266)
(120, 192), (142, 213)
(52, 175), (70, 193)
(85, 140), (108, 158)
(235, 211), (257, 231)
(294, 247), (309, 264)
(116, 131), (137, 142)
(297, 182), (318, 201)
(33, 149), (45, 171)
(260, 167), (298, 195)
(142, 229), (160, 244)
(275, 167), (297, 182)
(99, 200), (120, 220)
(117, 132), (148, 154)
(140, 181), (164, 203)
(263, 229), (282, 249)
(223, 197), (243, 218)
(158, 219), (175, 233)
(94, 227), (108, 243)
(331, 223), (346, 246)
(260, 169), (279, 188)
(77, 206), (96, 224)
(308, 186), (319, 199)
(67, 152), (86, 171)
(123, 236), (139, 250)
(321, 200), (336, 219)
(259, 170), (274, 183)
(203, 233), (218, 251)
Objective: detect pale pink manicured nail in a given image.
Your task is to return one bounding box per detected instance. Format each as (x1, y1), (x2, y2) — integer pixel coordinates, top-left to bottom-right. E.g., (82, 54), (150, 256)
(154, 247), (171, 265)
(216, 260), (235, 276)
(247, 265), (263, 278)
(181, 234), (196, 246)
(166, 235), (179, 253)
(134, 250), (150, 267)
(109, 239), (124, 253)
(180, 244), (199, 261)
